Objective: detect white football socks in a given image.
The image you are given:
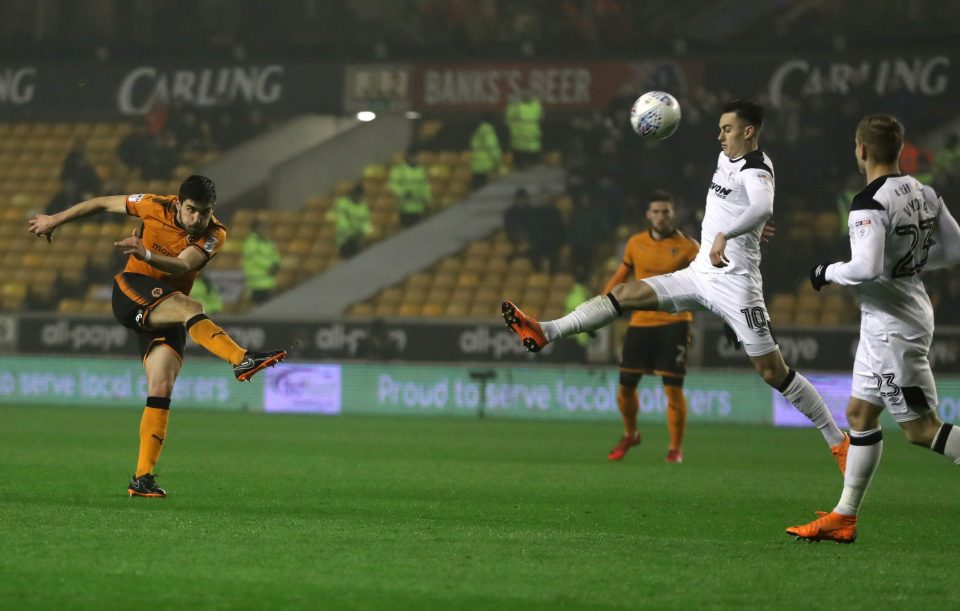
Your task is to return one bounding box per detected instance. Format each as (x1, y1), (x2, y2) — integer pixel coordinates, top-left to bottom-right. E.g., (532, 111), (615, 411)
(931, 423), (960, 465)
(777, 370), (845, 447)
(835, 427), (883, 516)
(540, 294), (621, 341)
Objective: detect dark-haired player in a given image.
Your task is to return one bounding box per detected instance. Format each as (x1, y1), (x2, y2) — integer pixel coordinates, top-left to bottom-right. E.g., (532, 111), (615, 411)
(786, 115), (960, 543)
(503, 100), (849, 469)
(603, 190), (698, 463)
(28, 175), (286, 498)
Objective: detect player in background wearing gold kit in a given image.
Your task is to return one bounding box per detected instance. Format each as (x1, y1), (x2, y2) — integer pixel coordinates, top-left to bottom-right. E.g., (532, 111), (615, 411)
(603, 191), (698, 463)
(28, 175), (286, 498)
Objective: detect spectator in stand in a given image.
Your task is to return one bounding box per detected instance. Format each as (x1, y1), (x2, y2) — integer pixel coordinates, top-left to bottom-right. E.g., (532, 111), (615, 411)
(61, 140), (101, 199)
(191, 273), (223, 315)
(142, 131), (178, 181)
(242, 218), (282, 305)
(143, 100), (170, 136)
(568, 192), (607, 279)
(504, 186), (536, 260)
(117, 123), (152, 175)
(933, 132), (960, 196)
(561, 269), (591, 363)
(527, 188), (565, 273)
(590, 173), (627, 232)
(46, 178), (81, 216)
(388, 147), (432, 227)
(167, 100), (214, 154)
(901, 138), (934, 184)
(505, 87), (543, 170)
(331, 184), (373, 259)
(469, 115), (502, 190)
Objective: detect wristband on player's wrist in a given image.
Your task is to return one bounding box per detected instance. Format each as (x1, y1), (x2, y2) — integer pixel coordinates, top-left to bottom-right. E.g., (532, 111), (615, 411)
(145, 249), (153, 262)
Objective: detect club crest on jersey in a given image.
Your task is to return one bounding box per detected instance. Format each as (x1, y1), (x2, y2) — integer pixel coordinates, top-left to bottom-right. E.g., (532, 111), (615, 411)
(151, 287), (163, 298)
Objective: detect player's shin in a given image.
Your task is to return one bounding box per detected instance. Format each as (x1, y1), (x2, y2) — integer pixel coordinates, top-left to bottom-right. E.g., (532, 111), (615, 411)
(136, 397), (170, 477)
(835, 428), (883, 515)
(617, 384), (639, 437)
(931, 423), (960, 465)
(541, 294), (622, 341)
(777, 369), (845, 446)
(664, 381), (687, 451)
(185, 313), (246, 365)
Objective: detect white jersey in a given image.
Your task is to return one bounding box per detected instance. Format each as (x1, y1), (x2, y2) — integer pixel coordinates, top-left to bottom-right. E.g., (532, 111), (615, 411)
(692, 150), (775, 277)
(827, 174), (952, 338)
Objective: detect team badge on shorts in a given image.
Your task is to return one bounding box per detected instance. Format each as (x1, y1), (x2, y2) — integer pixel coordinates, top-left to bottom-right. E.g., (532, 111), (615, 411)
(152, 287), (163, 298)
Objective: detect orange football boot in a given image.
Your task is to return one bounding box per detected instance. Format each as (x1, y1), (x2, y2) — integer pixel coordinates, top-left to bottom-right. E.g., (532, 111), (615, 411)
(832, 433), (850, 475)
(501, 301), (548, 352)
(786, 511), (857, 543)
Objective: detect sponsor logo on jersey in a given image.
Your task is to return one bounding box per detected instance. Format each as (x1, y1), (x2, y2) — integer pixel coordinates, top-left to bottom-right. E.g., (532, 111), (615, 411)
(709, 182), (732, 198)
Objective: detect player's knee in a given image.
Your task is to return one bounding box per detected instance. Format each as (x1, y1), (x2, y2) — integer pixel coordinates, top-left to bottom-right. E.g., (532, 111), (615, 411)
(183, 295), (204, 316)
(757, 366), (782, 387)
(147, 379), (175, 397)
(662, 376), (684, 388)
(619, 372), (641, 389)
(845, 405), (879, 432)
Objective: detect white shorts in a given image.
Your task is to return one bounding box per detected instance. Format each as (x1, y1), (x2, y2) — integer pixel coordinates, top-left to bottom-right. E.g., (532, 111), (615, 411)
(851, 329), (938, 423)
(642, 267), (778, 357)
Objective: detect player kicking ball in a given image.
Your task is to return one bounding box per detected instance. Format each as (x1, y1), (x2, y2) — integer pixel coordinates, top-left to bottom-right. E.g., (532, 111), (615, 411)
(786, 115), (960, 543)
(503, 99), (849, 471)
(28, 175), (286, 498)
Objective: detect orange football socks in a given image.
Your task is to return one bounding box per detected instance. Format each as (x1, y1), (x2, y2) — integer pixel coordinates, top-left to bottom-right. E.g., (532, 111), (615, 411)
(186, 314), (245, 365)
(135, 397), (170, 477)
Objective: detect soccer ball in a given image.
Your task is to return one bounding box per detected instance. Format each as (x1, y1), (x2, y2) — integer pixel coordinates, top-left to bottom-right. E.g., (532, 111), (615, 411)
(629, 91), (681, 140)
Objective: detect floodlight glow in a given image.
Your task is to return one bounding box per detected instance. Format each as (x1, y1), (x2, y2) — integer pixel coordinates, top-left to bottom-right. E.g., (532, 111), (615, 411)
(356, 111), (376, 122)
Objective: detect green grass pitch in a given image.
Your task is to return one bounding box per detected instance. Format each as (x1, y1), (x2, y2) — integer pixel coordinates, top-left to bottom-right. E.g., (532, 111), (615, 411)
(2, 405), (958, 609)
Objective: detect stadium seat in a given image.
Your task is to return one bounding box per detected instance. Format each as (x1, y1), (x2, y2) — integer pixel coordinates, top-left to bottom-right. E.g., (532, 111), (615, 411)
(421, 302), (446, 317)
(398, 302), (422, 317)
(445, 302), (469, 318)
(348, 303), (375, 317)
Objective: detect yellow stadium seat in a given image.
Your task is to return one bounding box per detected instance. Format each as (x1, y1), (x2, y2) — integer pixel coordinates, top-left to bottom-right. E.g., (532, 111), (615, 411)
(431, 273), (457, 289)
(374, 302), (398, 317)
(348, 303), (376, 317)
(421, 302), (445, 317)
(378, 287), (403, 304)
(445, 302), (469, 318)
(398, 302), (422, 317)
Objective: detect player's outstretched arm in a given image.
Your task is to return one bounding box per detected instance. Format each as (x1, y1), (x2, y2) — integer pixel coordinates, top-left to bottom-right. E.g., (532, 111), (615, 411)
(602, 262), (631, 294)
(113, 228), (206, 276)
(810, 209), (884, 290)
(27, 195), (128, 241)
(924, 200), (960, 271)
